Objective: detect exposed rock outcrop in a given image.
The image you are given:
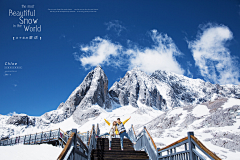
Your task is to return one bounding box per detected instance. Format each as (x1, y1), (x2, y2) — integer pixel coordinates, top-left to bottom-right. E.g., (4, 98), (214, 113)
(42, 65), (111, 124)
(6, 114), (35, 126)
(109, 68), (166, 110)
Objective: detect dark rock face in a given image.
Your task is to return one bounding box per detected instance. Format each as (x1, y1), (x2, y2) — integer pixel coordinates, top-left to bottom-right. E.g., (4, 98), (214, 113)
(6, 114), (35, 126)
(71, 66), (111, 124)
(69, 65), (111, 110)
(42, 66), (111, 124)
(72, 65), (111, 110)
(109, 69), (166, 110)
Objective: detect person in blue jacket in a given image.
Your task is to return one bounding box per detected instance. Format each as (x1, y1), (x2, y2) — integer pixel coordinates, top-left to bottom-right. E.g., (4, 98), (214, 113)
(116, 116), (136, 150)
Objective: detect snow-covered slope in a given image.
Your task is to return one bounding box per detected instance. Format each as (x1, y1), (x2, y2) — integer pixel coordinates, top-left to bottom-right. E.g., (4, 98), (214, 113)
(110, 68), (240, 111)
(1, 66), (240, 159)
(1, 98), (240, 159)
(146, 97), (240, 160)
(0, 144), (62, 160)
(151, 70), (240, 109)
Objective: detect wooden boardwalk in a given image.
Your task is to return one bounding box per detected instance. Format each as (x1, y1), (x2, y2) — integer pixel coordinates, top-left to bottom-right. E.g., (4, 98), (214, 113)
(0, 128), (88, 147)
(1, 125), (222, 160)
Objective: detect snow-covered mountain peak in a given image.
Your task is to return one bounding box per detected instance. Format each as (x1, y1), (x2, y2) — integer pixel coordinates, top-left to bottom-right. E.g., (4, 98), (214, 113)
(109, 67), (165, 109)
(1, 66), (240, 159)
(40, 66), (112, 125)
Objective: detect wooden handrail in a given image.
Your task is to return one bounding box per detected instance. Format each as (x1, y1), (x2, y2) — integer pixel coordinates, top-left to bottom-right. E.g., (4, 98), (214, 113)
(158, 137), (188, 151)
(132, 126), (136, 137)
(57, 132), (75, 160)
(191, 135), (221, 160)
(78, 131), (88, 135)
(144, 128), (157, 150)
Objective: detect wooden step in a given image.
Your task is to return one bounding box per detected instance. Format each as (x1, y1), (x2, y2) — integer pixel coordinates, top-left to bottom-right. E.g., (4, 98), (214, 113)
(91, 150), (149, 160)
(91, 138), (149, 160)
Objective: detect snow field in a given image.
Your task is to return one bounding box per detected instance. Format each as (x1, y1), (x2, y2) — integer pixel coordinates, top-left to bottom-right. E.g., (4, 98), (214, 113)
(0, 144), (62, 160)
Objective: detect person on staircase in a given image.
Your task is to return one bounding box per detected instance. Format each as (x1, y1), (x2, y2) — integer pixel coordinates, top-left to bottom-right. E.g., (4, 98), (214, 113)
(104, 119), (118, 150)
(116, 117), (136, 150)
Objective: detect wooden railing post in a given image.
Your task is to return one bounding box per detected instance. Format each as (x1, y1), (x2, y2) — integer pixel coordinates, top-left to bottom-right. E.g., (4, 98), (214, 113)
(87, 131), (89, 144)
(49, 130), (52, 141)
(71, 129), (77, 159)
(58, 128), (60, 138)
(143, 126), (146, 149)
(131, 124), (135, 141)
(23, 135), (26, 144)
(40, 132), (43, 143)
(188, 132), (196, 160)
(92, 124), (95, 148)
(96, 123), (99, 136)
(29, 134), (31, 144)
(58, 128), (61, 147)
(34, 133), (37, 144)
(170, 148), (173, 160)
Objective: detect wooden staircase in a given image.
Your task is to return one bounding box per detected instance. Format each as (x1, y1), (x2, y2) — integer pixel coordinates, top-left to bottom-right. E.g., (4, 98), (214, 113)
(91, 138), (149, 160)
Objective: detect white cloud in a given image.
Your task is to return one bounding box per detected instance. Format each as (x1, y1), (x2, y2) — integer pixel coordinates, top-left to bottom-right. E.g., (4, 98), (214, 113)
(75, 37), (122, 68)
(188, 24), (240, 85)
(105, 20), (126, 36)
(76, 30), (185, 75)
(127, 30), (185, 74)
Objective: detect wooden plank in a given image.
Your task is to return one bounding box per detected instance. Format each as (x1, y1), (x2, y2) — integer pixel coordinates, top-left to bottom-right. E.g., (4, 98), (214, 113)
(190, 135), (221, 160)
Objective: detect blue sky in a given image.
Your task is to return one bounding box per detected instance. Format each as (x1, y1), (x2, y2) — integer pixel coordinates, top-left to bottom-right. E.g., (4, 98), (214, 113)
(1, 0), (240, 116)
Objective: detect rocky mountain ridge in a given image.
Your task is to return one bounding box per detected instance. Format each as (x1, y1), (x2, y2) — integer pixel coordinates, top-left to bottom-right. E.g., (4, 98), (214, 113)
(4, 65), (240, 126)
